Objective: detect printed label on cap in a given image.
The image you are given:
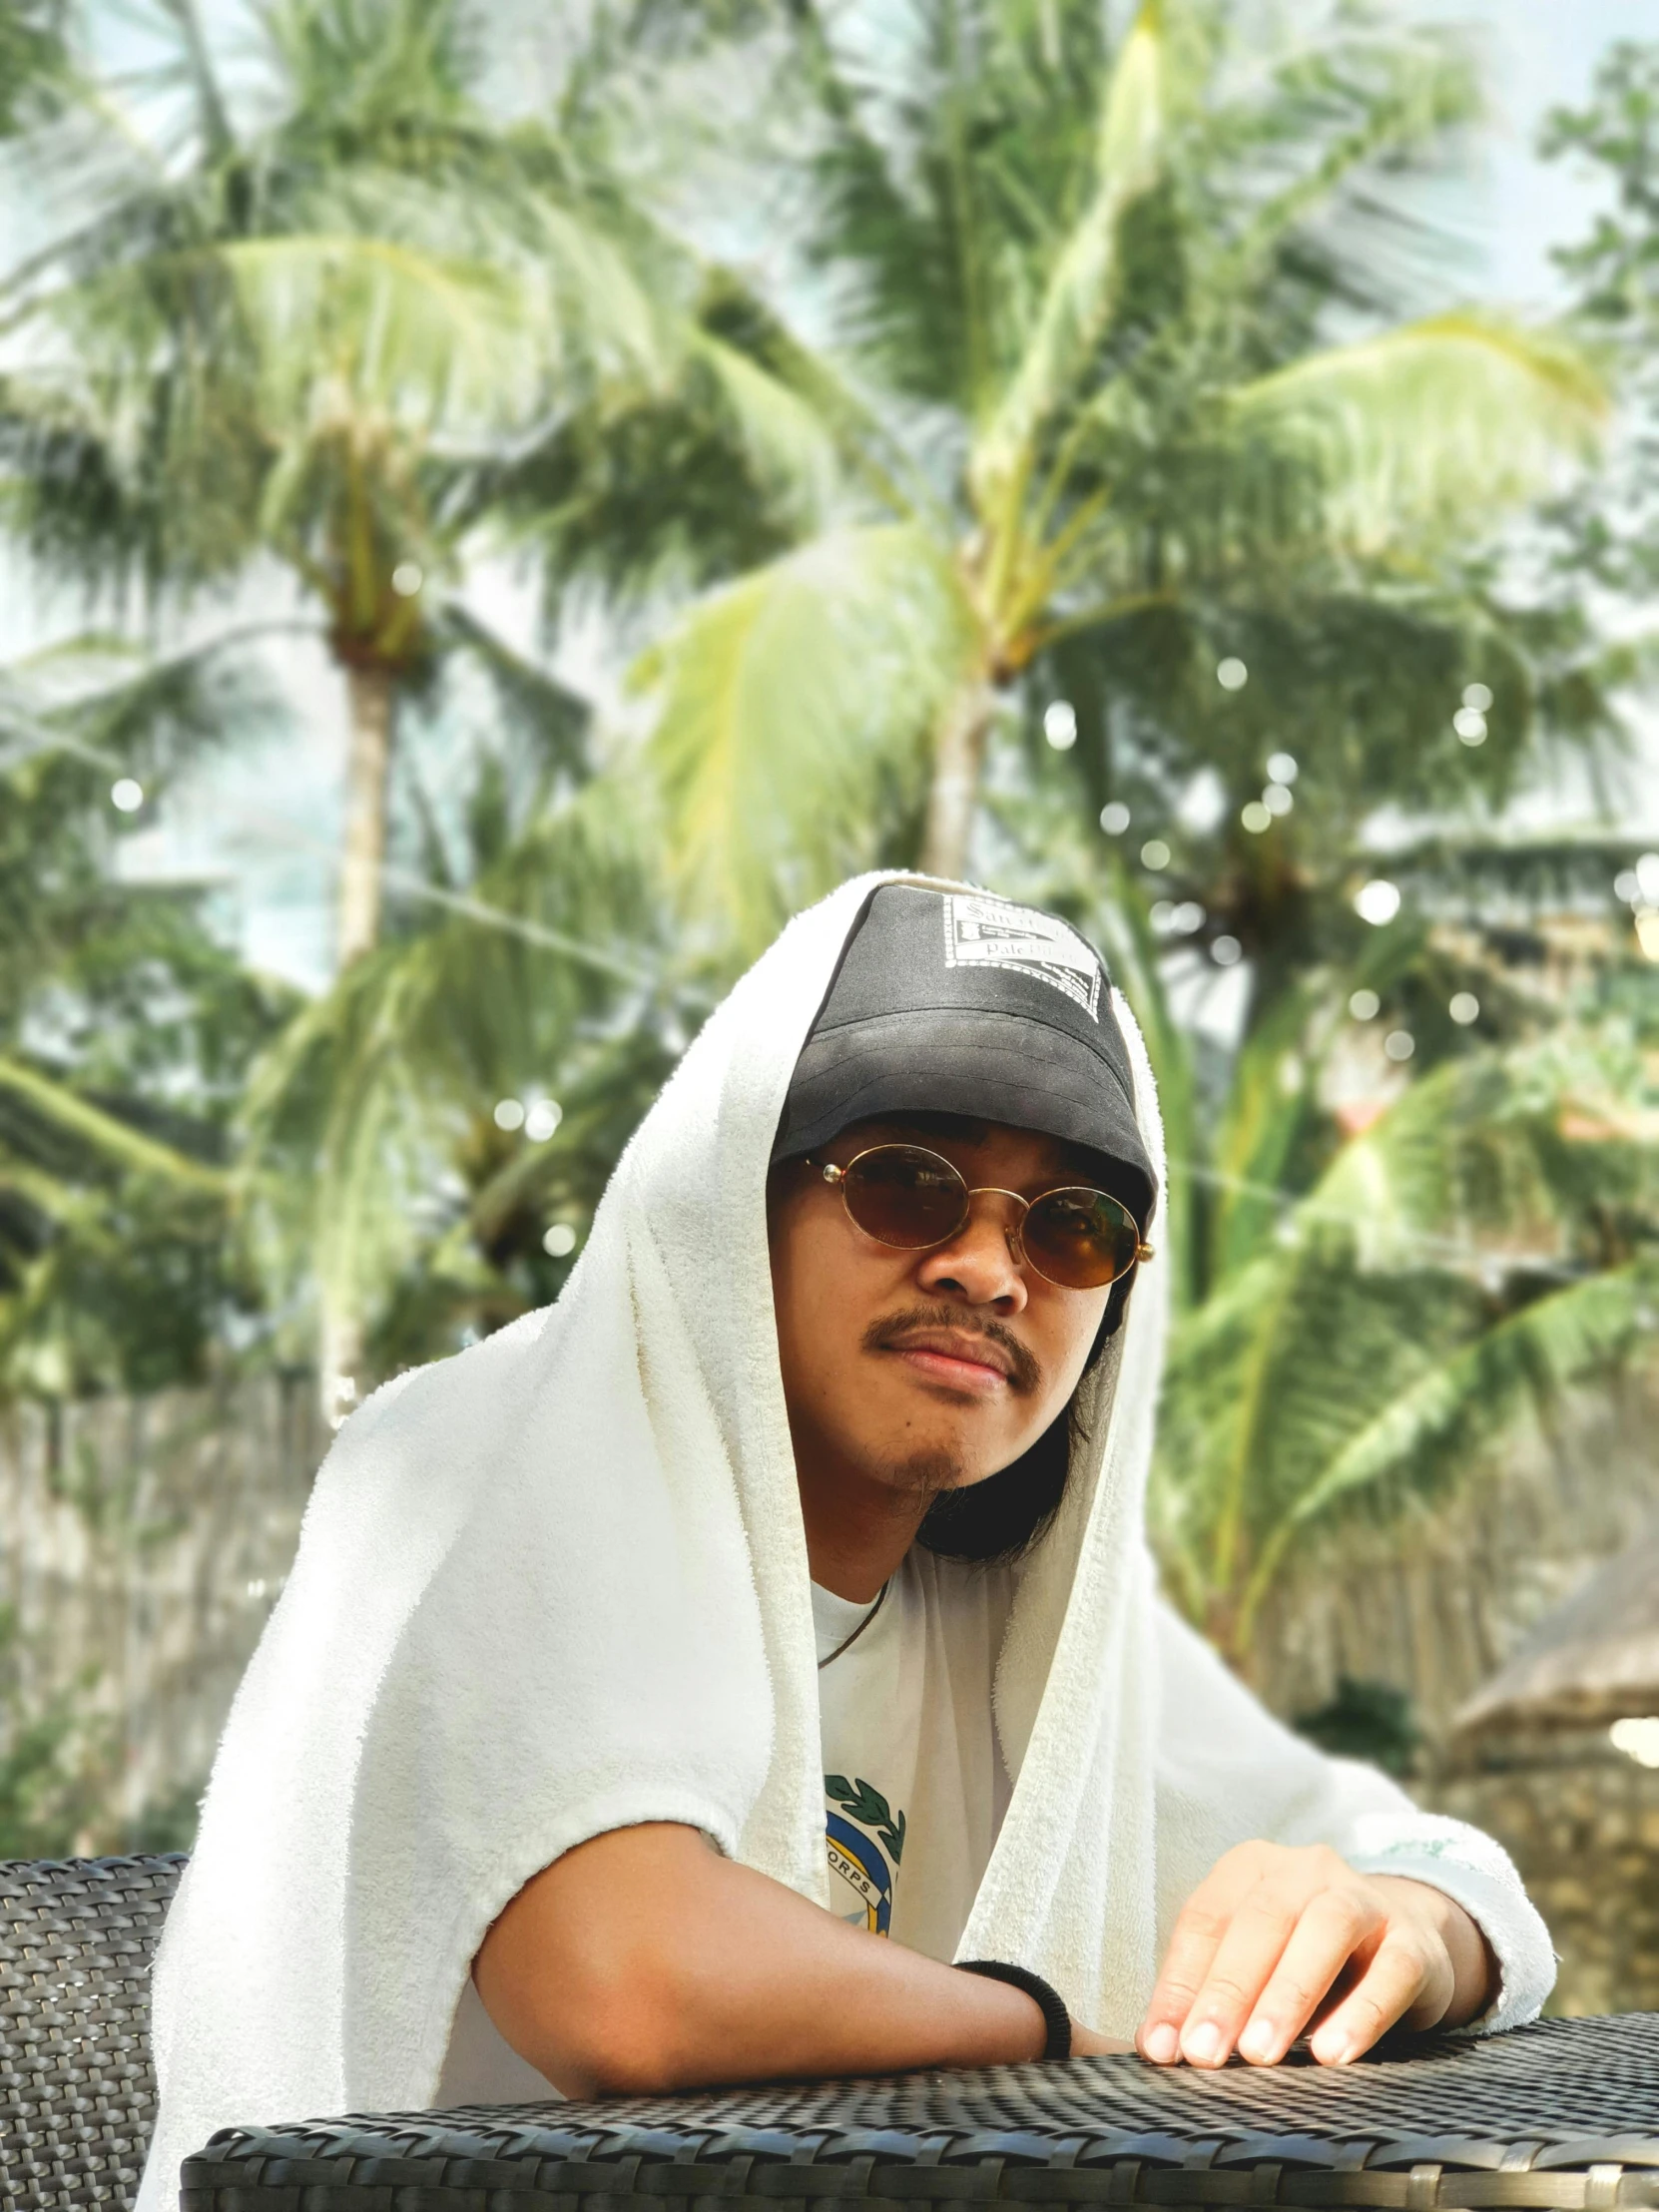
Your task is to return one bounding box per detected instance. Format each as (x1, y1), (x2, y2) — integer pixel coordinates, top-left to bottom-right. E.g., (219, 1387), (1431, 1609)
(941, 893), (1102, 1020)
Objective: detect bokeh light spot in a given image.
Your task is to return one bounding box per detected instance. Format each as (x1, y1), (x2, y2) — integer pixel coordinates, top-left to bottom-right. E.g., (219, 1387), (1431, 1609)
(1043, 700), (1078, 750)
(1355, 878), (1401, 925)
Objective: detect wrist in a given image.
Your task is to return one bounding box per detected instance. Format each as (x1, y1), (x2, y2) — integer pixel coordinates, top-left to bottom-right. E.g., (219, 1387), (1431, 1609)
(956, 1959), (1072, 2060)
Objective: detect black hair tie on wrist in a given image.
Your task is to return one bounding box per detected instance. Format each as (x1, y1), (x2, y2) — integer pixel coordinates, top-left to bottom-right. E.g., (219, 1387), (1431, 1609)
(956, 1959), (1072, 2060)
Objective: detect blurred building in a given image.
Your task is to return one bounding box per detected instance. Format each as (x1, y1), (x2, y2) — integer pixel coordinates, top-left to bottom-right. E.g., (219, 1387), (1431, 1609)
(1252, 1372), (1659, 2013)
(1440, 1518), (1659, 2014)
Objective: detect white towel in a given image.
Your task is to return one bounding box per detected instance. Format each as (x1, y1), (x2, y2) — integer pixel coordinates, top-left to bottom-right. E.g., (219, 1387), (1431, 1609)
(139, 872), (1552, 2210)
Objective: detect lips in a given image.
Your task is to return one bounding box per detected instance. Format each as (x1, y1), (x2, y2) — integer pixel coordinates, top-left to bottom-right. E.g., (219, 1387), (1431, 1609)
(862, 1305), (1040, 1394)
(885, 1333), (1015, 1386)
(888, 1327), (1021, 1380)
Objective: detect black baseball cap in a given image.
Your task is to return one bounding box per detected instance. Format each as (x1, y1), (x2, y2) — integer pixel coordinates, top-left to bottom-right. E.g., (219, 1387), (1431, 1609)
(772, 883), (1156, 1227)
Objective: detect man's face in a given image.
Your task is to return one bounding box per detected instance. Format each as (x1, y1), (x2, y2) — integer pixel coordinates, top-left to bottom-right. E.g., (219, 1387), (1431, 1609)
(767, 1114), (1118, 1505)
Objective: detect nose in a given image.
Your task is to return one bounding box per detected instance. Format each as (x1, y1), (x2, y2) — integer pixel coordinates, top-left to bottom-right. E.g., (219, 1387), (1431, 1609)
(914, 1192), (1029, 1313)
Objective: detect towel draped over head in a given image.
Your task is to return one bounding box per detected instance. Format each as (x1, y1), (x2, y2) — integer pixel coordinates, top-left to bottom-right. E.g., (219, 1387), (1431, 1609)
(140, 873), (1549, 2211)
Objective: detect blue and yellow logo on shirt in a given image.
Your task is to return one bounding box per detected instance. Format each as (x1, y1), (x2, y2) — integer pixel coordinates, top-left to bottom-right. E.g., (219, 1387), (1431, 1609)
(825, 1775), (906, 1937)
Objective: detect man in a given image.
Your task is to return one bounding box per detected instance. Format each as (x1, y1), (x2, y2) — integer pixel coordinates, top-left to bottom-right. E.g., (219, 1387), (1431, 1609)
(139, 878), (1550, 2207)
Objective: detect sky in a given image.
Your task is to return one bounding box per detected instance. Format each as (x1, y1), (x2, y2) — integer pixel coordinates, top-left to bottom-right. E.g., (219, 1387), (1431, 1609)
(6, 0), (1659, 992)
(1414, 0), (1646, 307)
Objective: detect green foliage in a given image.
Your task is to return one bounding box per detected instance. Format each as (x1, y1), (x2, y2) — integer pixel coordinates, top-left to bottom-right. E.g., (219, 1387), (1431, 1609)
(0, 3), (1654, 1734)
(1294, 1677), (1420, 1779)
(636, 524), (976, 949)
(0, 647), (291, 1399)
(1541, 44), (1659, 609)
(243, 735), (688, 1371)
(623, 0), (1608, 937)
(0, 1605), (102, 1859)
(981, 739), (1659, 1670)
(0, 0), (70, 136)
(1149, 998), (1659, 1665)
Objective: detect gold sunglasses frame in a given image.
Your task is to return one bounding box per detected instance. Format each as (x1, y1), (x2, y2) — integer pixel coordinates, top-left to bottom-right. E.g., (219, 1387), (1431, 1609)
(807, 1143), (1155, 1291)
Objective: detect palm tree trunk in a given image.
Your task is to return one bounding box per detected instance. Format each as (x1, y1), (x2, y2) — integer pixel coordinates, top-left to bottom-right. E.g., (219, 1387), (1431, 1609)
(338, 663), (394, 967)
(321, 663), (393, 1421)
(919, 676), (995, 880)
(320, 1306), (365, 1431)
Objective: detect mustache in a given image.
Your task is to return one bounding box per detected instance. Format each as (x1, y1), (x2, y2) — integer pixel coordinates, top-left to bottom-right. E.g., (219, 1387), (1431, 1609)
(862, 1304), (1042, 1396)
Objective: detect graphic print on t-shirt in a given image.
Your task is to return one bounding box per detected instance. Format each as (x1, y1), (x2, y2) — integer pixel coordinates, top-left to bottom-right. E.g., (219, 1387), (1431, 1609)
(824, 1774), (906, 1936)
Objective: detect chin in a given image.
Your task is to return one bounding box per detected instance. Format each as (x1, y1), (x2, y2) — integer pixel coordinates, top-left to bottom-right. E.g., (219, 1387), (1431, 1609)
(871, 1434), (1007, 1498)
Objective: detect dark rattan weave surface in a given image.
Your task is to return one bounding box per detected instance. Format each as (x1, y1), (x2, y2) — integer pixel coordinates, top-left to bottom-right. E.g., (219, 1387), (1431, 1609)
(185, 2014), (1659, 2212)
(0, 1855), (187, 2212)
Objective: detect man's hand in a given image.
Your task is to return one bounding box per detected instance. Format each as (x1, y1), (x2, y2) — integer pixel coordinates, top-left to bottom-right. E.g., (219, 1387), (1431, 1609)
(1072, 2023), (1136, 2057)
(1136, 1843), (1497, 2069)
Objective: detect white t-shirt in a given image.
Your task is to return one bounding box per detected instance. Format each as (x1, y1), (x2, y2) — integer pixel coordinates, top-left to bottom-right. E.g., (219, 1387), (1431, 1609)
(439, 1545), (1549, 2102)
(812, 1548), (1014, 1964)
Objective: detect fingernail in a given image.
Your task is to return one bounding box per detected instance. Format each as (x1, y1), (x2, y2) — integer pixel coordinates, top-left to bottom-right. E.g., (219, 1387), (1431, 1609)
(1313, 2032), (1354, 2066)
(1142, 2022), (1178, 2064)
(1184, 2021), (1223, 2066)
(1238, 2018), (1276, 2063)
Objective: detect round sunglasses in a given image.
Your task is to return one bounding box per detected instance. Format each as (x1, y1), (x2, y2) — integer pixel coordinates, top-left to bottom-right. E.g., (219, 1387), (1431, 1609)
(806, 1142), (1153, 1291)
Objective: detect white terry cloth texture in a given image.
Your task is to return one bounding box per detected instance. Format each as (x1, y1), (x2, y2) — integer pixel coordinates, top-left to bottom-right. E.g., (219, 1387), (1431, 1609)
(139, 872), (1554, 2211)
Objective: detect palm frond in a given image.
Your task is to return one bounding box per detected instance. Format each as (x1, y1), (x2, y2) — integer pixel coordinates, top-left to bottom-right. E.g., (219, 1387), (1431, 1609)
(242, 767), (670, 1352)
(1262, 1261), (1659, 1583)
(1152, 1015), (1659, 1657)
(633, 523), (976, 950)
(0, 0), (71, 137)
(688, 330), (842, 533)
(426, 604), (589, 773)
(1228, 313), (1608, 551)
(972, 0), (1168, 507)
(222, 233), (556, 438)
(1191, 22), (1480, 317)
(0, 1057), (225, 1196)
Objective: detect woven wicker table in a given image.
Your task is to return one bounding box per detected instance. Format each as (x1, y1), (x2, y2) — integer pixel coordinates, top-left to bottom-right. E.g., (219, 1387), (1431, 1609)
(186, 2014), (1659, 2212)
(4, 1855), (1658, 2212)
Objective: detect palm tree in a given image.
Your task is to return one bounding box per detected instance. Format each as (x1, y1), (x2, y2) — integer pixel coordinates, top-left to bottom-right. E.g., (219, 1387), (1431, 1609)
(0, 0), (69, 135)
(2, 0), (858, 1398)
(240, 749), (692, 1392)
(1152, 1019), (1659, 1673)
(982, 766), (1659, 1676)
(0, 0), (677, 965)
(629, 0), (1607, 950)
(0, 643), (289, 1398)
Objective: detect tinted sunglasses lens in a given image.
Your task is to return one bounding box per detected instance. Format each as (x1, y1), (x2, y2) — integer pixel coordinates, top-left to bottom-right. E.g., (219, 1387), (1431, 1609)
(1023, 1188), (1141, 1289)
(842, 1147), (967, 1248)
